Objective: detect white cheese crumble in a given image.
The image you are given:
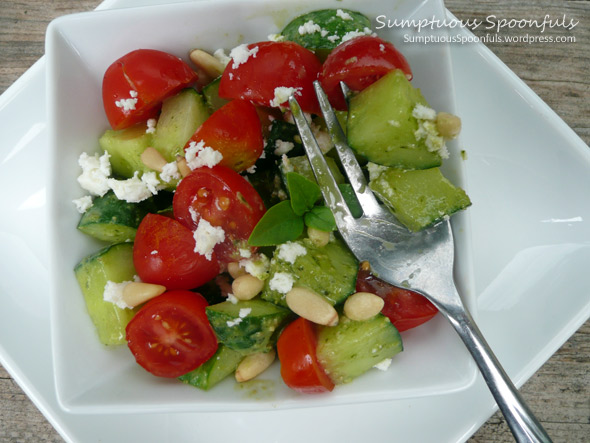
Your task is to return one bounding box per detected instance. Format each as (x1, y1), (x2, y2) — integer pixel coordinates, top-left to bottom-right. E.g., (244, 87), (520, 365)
(245, 164), (257, 174)
(298, 20), (322, 35)
(336, 9), (353, 20)
(160, 161), (181, 183)
(412, 104), (437, 121)
(72, 195), (93, 213)
(213, 48), (231, 67)
(277, 241), (307, 264)
(366, 162), (389, 180)
(185, 140), (223, 170)
(103, 279), (135, 309)
(373, 358), (393, 371)
(341, 27), (374, 43)
(150, 250), (158, 255)
(327, 35), (340, 43)
(239, 248), (252, 259)
(107, 172), (155, 203)
(227, 293), (239, 304)
(268, 33), (285, 42)
(270, 86), (302, 108)
(274, 139), (295, 156)
(229, 44), (259, 69)
(115, 90), (139, 111)
(146, 118), (157, 134)
(413, 105), (449, 159)
(141, 171), (160, 194)
(77, 151), (112, 196)
(239, 253), (270, 280)
(226, 307), (252, 327)
(268, 272), (295, 294)
(193, 218), (225, 260)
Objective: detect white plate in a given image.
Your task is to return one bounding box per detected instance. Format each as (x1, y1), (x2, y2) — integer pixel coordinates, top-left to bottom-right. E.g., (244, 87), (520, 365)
(0, 0), (589, 441)
(46, 0), (477, 414)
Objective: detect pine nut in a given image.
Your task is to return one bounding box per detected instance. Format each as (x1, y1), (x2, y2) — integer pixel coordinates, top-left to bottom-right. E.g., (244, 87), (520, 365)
(176, 155), (191, 177)
(235, 350), (276, 383)
(307, 227), (330, 247)
(140, 147), (168, 172)
(232, 274), (264, 300)
(189, 49), (225, 79)
(122, 282), (166, 307)
(286, 287), (338, 326)
(343, 292), (384, 321)
(436, 112), (462, 139)
(227, 262), (247, 279)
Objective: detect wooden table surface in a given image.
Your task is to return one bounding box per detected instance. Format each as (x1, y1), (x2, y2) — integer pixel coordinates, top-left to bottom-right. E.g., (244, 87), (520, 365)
(1, 1), (588, 441)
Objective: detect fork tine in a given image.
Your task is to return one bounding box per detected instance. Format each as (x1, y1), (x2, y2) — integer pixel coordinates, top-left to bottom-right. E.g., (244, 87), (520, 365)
(313, 81), (384, 218)
(288, 95), (354, 231)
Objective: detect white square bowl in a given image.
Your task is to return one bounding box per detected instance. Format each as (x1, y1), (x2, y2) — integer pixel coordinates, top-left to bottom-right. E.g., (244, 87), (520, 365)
(46, 0), (476, 414)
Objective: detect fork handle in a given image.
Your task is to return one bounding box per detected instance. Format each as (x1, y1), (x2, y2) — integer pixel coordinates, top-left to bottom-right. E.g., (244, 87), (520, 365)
(443, 304), (553, 442)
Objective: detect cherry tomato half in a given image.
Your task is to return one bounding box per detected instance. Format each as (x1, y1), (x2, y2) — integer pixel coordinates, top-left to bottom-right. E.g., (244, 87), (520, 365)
(319, 36), (413, 110)
(219, 41), (322, 114)
(173, 165), (266, 263)
(184, 99), (263, 172)
(126, 290), (218, 378)
(277, 317), (335, 393)
(102, 49), (198, 130)
(356, 269), (438, 332)
(133, 213), (220, 290)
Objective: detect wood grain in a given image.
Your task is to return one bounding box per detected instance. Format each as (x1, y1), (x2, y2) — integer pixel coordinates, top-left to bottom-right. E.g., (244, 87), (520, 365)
(0, 1), (588, 442)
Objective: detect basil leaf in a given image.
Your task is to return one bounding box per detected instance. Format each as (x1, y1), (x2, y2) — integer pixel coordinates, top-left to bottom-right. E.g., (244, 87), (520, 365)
(286, 172), (322, 216)
(304, 205), (336, 232)
(248, 200), (304, 246)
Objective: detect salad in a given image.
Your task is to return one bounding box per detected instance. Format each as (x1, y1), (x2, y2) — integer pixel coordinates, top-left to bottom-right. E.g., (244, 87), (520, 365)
(72, 8), (470, 394)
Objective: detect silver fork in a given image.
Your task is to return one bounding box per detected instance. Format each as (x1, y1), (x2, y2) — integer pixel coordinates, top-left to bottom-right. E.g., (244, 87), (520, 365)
(288, 81), (552, 443)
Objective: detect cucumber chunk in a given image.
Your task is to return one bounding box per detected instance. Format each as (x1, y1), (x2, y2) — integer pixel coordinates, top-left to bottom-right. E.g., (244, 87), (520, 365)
(202, 77), (230, 112)
(261, 238), (358, 308)
(369, 166), (471, 231)
(280, 155), (345, 186)
(153, 88), (210, 162)
(77, 191), (150, 243)
(206, 299), (291, 354)
(347, 70), (443, 169)
(74, 243), (138, 345)
(316, 315), (403, 384)
(99, 123), (154, 179)
(281, 9), (372, 59)
(178, 345), (243, 390)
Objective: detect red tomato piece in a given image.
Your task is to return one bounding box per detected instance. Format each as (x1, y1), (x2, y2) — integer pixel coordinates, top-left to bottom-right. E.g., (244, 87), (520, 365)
(102, 49), (198, 130)
(184, 99), (263, 172)
(126, 290), (218, 378)
(173, 165), (266, 263)
(218, 41), (322, 114)
(277, 317), (335, 393)
(356, 269), (438, 332)
(133, 213), (219, 290)
(319, 35), (413, 110)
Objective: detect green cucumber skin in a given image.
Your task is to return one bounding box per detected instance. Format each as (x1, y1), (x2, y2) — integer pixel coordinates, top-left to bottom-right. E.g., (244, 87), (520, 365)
(99, 123), (154, 179)
(178, 345), (243, 390)
(202, 77), (230, 112)
(206, 299), (291, 354)
(77, 191), (150, 243)
(369, 167), (471, 231)
(316, 315), (403, 385)
(261, 238), (358, 308)
(153, 88), (210, 162)
(347, 70), (442, 170)
(74, 243), (138, 346)
(281, 9), (372, 56)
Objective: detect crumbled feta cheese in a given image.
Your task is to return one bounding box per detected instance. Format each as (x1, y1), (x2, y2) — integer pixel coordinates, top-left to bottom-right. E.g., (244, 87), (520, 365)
(268, 33), (285, 42)
(336, 9), (353, 20)
(229, 44), (259, 69)
(185, 140), (223, 170)
(245, 164), (257, 174)
(379, 43), (386, 53)
(77, 151), (112, 196)
(115, 90), (139, 111)
(213, 48), (231, 66)
(72, 195), (93, 213)
(327, 35), (340, 43)
(298, 20), (322, 35)
(270, 86), (302, 108)
(226, 306), (252, 326)
(239, 253), (270, 280)
(341, 27), (374, 43)
(277, 242), (307, 264)
(146, 118), (157, 134)
(239, 307), (252, 318)
(193, 218), (225, 260)
(239, 248), (252, 259)
(274, 139), (295, 156)
(311, 122), (333, 154)
(150, 250), (158, 255)
(141, 171), (161, 194)
(160, 161), (181, 183)
(269, 272), (295, 294)
(189, 206), (199, 223)
(281, 154), (293, 173)
(103, 279), (134, 309)
(366, 162), (389, 181)
(227, 317), (242, 327)
(373, 358), (393, 371)
(227, 293), (239, 304)
(412, 104), (437, 121)
(107, 172), (153, 203)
